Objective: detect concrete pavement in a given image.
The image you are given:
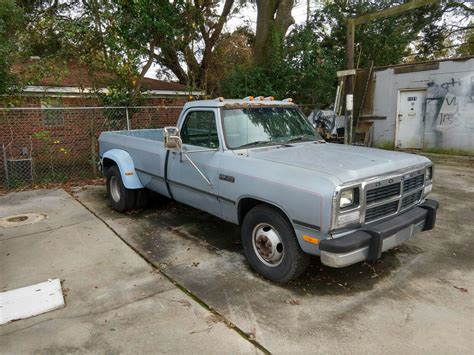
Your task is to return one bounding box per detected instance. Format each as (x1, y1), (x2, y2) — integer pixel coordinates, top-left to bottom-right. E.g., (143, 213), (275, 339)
(71, 163), (474, 353)
(0, 189), (260, 353)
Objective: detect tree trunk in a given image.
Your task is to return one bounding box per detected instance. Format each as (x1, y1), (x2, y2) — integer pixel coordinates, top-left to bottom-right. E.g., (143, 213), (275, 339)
(254, 0), (295, 65)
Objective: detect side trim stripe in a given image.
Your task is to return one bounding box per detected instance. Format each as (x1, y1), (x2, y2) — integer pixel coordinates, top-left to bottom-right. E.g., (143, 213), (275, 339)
(168, 179), (235, 205)
(134, 168), (235, 205)
(135, 168), (164, 180)
(293, 220), (321, 231)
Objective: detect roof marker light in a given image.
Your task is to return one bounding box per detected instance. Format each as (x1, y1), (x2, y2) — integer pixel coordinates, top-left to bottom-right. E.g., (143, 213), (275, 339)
(258, 96), (264, 101)
(243, 96), (254, 101)
(282, 98), (293, 103)
(265, 96), (274, 101)
(215, 97), (224, 102)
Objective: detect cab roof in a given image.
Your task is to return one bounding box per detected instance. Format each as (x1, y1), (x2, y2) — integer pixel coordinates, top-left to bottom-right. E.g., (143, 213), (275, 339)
(183, 98), (296, 110)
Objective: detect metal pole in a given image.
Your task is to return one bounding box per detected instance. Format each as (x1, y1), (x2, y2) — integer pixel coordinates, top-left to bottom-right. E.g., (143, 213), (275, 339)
(126, 107), (131, 130)
(3, 144), (9, 188)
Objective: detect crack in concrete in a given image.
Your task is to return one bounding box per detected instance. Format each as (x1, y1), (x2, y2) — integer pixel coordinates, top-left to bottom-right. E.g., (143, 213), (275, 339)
(1, 287), (174, 337)
(0, 219), (90, 241)
(69, 191), (270, 354)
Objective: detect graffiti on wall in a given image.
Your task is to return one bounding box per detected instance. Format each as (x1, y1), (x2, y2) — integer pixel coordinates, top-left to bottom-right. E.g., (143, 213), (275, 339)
(425, 73), (474, 149)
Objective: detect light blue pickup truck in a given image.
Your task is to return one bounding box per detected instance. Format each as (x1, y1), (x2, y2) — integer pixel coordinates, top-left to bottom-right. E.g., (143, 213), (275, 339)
(98, 97), (438, 283)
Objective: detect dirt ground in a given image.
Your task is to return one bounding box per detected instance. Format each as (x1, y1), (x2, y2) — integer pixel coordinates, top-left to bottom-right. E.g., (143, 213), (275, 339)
(70, 162), (474, 353)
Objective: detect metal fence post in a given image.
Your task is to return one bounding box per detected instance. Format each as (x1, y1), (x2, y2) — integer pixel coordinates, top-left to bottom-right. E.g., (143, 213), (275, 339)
(126, 107), (131, 130)
(2, 144), (9, 188)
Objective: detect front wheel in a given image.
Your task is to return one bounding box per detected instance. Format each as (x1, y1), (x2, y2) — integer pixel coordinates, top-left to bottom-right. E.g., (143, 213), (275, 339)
(241, 205), (310, 283)
(106, 165), (136, 212)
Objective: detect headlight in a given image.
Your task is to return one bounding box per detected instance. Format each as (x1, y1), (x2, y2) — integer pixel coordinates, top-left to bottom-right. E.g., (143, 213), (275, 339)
(339, 188), (359, 209)
(426, 166), (433, 181)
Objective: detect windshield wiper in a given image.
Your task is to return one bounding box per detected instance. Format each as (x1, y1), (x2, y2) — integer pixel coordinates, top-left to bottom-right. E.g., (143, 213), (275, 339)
(286, 135), (312, 143)
(237, 140), (273, 148)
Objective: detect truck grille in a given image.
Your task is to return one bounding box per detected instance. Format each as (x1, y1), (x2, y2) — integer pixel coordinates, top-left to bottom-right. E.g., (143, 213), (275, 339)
(362, 170), (426, 223)
(401, 190), (422, 208)
(366, 183), (400, 204)
(403, 175), (424, 193)
(365, 201), (399, 222)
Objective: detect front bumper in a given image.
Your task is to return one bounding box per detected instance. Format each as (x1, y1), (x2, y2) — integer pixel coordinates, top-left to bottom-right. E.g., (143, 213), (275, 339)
(319, 199), (438, 268)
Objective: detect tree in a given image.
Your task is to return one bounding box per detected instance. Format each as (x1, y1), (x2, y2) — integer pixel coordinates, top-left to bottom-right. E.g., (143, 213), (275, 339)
(113, 0), (240, 94)
(0, 0), (23, 94)
(456, 23), (474, 57)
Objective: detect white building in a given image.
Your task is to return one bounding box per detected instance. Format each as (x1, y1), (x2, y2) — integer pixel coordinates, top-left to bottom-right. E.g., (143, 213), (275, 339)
(366, 56), (474, 154)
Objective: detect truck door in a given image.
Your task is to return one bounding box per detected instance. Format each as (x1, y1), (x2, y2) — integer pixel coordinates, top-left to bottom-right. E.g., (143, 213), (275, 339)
(167, 108), (222, 217)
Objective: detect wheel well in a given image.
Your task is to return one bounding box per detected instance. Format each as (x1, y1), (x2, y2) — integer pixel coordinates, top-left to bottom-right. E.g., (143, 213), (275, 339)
(102, 157), (117, 176)
(237, 198), (291, 226)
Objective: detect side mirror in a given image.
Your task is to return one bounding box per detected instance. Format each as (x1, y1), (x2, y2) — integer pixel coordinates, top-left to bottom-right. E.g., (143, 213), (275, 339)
(163, 126), (182, 151)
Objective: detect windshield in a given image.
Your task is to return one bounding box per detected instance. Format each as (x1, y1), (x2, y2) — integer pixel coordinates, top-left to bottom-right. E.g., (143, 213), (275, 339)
(222, 107), (322, 149)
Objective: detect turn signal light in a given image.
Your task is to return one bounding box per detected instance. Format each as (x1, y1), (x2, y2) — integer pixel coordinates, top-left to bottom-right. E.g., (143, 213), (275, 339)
(303, 235), (319, 245)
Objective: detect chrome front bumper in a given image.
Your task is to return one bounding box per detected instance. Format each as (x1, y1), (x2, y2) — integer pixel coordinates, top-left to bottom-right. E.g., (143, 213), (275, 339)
(321, 221), (424, 268)
(319, 200), (438, 268)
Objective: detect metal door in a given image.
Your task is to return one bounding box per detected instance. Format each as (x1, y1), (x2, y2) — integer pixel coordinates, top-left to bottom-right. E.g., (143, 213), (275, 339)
(167, 108), (222, 218)
(396, 90), (426, 149)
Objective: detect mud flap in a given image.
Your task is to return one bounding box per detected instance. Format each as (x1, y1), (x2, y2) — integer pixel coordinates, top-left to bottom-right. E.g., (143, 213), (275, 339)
(365, 231), (384, 261)
(419, 199), (438, 231)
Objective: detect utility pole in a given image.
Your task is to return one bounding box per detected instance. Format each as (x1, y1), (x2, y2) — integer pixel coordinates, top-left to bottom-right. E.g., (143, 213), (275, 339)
(306, 0), (310, 24)
(344, 0), (440, 144)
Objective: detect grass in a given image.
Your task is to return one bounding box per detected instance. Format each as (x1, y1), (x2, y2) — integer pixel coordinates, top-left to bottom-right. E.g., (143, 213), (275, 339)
(373, 141), (473, 157)
(374, 141), (395, 151)
(422, 147), (474, 157)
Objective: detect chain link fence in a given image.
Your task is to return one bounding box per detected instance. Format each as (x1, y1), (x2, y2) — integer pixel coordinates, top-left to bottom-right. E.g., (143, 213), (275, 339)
(0, 106), (183, 189)
(0, 103), (316, 190)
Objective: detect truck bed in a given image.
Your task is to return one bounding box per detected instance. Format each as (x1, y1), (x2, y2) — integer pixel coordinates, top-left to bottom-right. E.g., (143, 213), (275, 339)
(99, 129), (169, 195)
(110, 129), (164, 142)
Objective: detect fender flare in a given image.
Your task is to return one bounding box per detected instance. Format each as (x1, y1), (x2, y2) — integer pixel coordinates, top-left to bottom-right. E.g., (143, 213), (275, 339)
(102, 149), (143, 189)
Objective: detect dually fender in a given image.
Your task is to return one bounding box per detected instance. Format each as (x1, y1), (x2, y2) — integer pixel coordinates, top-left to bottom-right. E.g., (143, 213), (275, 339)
(102, 149), (144, 189)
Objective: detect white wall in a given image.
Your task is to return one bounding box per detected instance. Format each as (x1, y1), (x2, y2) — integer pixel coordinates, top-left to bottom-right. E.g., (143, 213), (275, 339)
(371, 58), (474, 153)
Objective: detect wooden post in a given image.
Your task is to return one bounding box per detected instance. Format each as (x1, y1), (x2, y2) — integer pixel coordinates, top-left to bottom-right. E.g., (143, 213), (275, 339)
(342, 0), (439, 145)
(345, 19), (355, 145)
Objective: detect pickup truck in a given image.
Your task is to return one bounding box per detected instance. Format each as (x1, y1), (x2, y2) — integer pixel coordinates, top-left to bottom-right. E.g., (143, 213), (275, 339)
(98, 97), (438, 283)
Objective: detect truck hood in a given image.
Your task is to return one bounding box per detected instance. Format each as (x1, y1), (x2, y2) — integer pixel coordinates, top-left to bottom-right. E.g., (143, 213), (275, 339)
(248, 143), (430, 184)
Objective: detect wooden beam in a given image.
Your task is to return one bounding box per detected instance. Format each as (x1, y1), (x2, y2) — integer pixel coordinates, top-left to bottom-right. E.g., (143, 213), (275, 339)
(337, 69), (357, 77)
(353, 0), (440, 26)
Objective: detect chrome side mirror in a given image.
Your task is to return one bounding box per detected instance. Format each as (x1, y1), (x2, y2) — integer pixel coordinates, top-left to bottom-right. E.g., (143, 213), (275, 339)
(163, 126), (182, 151)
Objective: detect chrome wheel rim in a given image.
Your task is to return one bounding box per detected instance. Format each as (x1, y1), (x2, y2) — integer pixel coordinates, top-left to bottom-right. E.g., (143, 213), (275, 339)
(110, 176), (121, 203)
(252, 223), (284, 267)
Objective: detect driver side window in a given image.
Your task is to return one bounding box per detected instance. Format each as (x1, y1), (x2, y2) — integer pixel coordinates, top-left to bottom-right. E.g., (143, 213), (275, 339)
(181, 111), (219, 148)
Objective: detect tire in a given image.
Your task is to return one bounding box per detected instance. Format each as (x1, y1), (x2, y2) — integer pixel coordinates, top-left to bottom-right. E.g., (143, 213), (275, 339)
(241, 204), (310, 283)
(106, 165), (136, 212)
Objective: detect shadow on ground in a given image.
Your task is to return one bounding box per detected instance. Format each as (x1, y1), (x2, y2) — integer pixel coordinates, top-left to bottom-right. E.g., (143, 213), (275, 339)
(86, 187), (424, 297)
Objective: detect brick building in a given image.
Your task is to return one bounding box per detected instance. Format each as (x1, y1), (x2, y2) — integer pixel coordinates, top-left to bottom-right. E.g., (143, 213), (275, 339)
(0, 62), (203, 187)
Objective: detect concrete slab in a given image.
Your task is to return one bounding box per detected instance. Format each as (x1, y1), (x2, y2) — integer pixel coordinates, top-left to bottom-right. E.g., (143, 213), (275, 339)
(0, 189), (259, 353)
(72, 164), (474, 353)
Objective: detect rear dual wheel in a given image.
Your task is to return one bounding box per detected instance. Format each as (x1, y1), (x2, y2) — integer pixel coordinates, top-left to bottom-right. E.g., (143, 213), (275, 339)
(106, 166), (137, 212)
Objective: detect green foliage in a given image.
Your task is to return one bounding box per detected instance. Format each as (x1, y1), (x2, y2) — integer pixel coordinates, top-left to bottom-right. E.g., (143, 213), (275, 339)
(96, 87), (143, 107)
(456, 22), (474, 57)
(0, 0), (24, 94)
(113, 0), (185, 49)
(221, 1), (472, 107)
(221, 20), (341, 107)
